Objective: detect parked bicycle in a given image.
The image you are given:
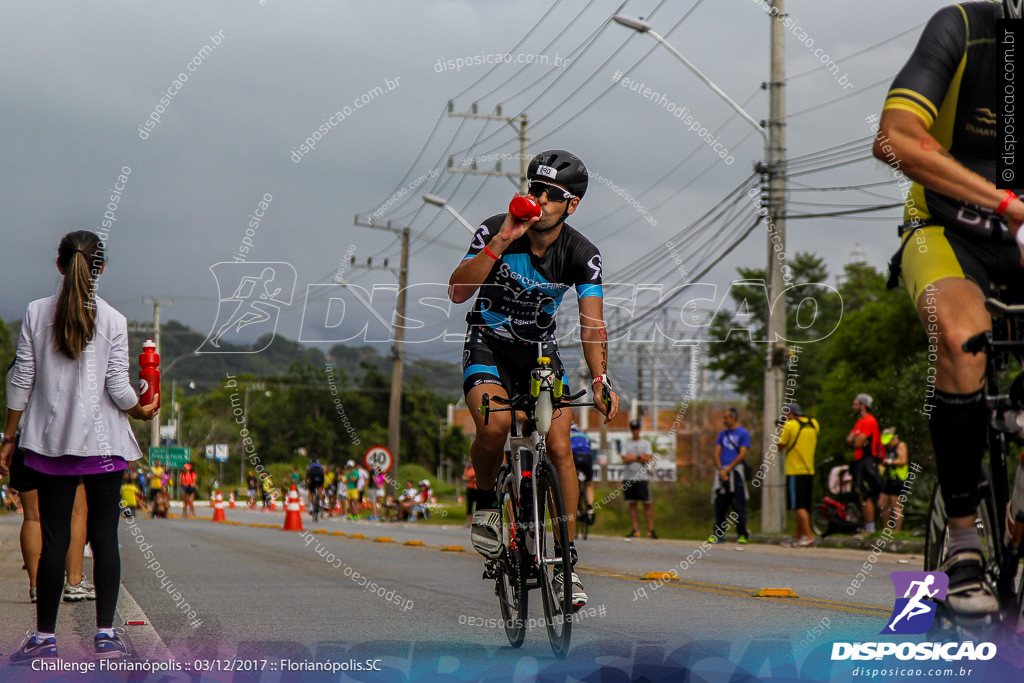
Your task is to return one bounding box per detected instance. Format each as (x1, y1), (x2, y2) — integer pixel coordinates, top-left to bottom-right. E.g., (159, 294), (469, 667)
(479, 353), (606, 658)
(924, 297), (1024, 632)
(809, 456), (863, 537)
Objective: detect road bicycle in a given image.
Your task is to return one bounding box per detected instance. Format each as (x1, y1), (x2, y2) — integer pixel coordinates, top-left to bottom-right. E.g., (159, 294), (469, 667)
(575, 471), (590, 541)
(809, 457), (863, 537)
(479, 351), (606, 658)
(309, 484), (322, 524)
(923, 297), (1024, 632)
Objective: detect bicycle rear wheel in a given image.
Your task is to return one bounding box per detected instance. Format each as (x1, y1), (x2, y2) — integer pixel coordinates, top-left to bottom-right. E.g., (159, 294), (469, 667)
(496, 470), (527, 648)
(538, 460), (573, 658)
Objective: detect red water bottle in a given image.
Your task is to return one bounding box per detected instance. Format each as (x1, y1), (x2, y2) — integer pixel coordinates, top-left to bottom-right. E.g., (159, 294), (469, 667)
(509, 194), (541, 221)
(139, 338), (160, 407)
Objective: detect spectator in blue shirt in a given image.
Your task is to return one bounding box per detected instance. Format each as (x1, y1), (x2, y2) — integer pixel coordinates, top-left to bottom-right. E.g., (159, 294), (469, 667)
(710, 408), (750, 543)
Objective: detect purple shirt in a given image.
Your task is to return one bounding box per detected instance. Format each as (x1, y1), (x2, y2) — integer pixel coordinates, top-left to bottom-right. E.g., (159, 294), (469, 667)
(25, 449), (127, 477)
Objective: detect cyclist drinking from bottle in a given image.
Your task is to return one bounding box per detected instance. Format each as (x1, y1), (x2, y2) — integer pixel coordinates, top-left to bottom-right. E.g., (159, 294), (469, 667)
(448, 149), (620, 610)
(875, 0), (1024, 616)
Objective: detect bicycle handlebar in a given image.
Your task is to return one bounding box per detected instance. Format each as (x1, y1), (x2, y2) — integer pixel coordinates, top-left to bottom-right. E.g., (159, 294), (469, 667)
(481, 388), (592, 426)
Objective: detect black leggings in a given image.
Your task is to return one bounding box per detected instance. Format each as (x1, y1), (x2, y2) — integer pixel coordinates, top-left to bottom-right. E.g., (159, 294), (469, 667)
(36, 468), (123, 632)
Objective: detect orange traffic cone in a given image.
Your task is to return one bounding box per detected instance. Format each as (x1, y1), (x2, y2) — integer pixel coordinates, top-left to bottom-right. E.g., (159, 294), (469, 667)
(268, 494), (277, 512)
(282, 485), (304, 531)
(228, 492), (236, 509)
(212, 490), (227, 522)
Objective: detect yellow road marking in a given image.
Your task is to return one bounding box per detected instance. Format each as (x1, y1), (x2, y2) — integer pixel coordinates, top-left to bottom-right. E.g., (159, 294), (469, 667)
(583, 567), (890, 616)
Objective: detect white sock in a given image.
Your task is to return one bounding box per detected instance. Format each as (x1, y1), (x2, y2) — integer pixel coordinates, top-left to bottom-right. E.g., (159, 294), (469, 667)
(947, 526), (983, 555)
(34, 631), (55, 641)
(97, 628), (116, 638)
(864, 521), (876, 533)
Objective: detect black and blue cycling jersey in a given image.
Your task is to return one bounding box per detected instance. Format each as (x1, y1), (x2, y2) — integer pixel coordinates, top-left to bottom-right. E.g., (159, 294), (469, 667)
(463, 213), (604, 343)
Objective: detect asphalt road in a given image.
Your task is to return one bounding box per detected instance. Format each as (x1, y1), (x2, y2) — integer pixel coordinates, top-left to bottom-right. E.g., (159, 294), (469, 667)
(100, 507), (907, 677)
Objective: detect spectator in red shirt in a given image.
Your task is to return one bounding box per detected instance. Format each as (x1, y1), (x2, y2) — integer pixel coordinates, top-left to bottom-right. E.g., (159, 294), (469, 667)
(846, 393), (883, 533)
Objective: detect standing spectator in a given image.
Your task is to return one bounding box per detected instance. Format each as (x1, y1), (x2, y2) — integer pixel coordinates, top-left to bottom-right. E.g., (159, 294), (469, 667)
(120, 471), (140, 517)
(365, 466), (381, 521)
(356, 463), (369, 513)
(778, 404), (820, 548)
(324, 466), (337, 517)
(179, 463), (197, 518)
(246, 471), (258, 509)
(147, 459), (165, 518)
(0, 231), (159, 663)
(622, 419), (657, 539)
(570, 424), (595, 524)
(710, 408), (750, 544)
(878, 428), (909, 533)
(462, 458), (478, 527)
(847, 393), (883, 534)
(344, 460), (360, 520)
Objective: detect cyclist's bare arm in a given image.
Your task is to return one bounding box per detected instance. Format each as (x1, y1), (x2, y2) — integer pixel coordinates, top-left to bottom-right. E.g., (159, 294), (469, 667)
(447, 211), (540, 303)
(873, 110), (1024, 233)
(579, 296), (619, 422)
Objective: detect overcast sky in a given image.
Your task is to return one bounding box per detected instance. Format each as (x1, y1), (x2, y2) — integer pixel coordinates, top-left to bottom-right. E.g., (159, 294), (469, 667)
(1, 0), (952, 372)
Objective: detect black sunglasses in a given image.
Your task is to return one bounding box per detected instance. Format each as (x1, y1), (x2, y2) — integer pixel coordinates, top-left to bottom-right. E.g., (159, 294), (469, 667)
(528, 181), (574, 203)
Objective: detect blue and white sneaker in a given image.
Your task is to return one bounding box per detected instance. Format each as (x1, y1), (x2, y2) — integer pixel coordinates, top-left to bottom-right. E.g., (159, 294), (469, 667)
(9, 634), (58, 664)
(94, 633), (129, 659)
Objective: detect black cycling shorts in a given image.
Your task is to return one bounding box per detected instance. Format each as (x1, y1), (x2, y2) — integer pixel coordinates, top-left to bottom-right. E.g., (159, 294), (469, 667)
(182, 486), (196, 496)
(573, 453), (594, 483)
(851, 457), (882, 500)
(462, 328), (568, 398)
(786, 474), (813, 511)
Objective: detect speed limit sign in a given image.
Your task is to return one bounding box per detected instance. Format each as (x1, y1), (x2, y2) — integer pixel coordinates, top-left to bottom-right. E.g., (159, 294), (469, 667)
(364, 446), (393, 474)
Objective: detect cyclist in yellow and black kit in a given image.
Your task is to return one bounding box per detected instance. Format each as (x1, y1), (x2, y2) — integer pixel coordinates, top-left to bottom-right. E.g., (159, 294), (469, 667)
(878, 0), (1024, 616)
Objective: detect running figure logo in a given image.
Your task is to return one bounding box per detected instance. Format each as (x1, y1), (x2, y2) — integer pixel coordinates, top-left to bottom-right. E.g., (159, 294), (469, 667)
(882, 571), (948, 635)
(197, 262), (297, 353)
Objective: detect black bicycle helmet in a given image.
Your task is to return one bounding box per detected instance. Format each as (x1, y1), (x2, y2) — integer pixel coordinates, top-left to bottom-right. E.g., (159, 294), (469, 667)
(528, 149), (588, 199)
(1006, 0), (1023, 19)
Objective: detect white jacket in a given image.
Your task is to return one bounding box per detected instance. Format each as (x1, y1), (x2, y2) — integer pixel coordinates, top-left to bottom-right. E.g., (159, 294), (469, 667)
(7, 295), (143, 460)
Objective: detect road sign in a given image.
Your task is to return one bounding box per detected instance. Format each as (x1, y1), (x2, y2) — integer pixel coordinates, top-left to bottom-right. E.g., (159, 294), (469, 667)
(215, 444), (229, 462)
(149, 446), (191, 468)
(364, 446), (393, 474)
(160, 422), (177, 440)
(205, 445), (215, 460)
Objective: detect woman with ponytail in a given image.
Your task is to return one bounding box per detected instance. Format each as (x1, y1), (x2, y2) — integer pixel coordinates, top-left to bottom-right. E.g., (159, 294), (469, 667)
(0, 231), (159, 663)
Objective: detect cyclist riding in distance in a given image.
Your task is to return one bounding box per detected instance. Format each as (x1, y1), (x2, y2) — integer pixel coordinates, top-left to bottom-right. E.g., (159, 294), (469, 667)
(570, 423), (596, 524)
(447, 149), (620, 610)
(306, 457), (325, 511)
(875, 0), (1024, 616)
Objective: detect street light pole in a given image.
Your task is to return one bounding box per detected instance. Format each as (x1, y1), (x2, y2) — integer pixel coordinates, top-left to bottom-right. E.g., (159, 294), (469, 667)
(612, 9), (788, 531)
(422, 195), (478, 234)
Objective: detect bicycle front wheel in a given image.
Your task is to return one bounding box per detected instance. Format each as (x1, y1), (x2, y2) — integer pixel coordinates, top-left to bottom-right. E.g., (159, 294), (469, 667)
(538, 460), (573, 658)
(496, 470), (527, 648)
(810, 502), (828, 537)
